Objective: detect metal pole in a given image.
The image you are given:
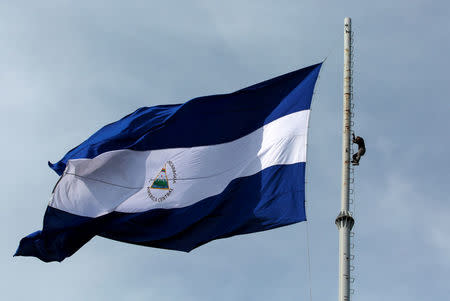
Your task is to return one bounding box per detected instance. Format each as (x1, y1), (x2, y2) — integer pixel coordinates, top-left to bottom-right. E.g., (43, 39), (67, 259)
(335, 17), (355, 301)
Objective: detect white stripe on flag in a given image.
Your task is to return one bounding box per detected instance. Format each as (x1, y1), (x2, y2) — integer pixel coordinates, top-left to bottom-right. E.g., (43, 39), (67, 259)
(51, 110), (310, 217)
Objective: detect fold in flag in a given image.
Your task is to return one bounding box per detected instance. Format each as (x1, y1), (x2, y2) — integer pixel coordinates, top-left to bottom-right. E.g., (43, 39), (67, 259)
(16, 63), (322, 262)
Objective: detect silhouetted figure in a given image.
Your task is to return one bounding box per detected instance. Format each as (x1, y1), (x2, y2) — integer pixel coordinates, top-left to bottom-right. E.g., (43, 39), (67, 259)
(351, 133), (365, 166)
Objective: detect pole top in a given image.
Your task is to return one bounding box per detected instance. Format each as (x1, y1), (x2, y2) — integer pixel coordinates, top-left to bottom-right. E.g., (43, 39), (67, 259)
(344, 17), (352, 33)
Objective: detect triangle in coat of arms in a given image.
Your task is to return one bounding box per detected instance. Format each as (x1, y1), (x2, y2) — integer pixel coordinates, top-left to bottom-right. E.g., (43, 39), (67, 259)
(150, 166), (170, 190)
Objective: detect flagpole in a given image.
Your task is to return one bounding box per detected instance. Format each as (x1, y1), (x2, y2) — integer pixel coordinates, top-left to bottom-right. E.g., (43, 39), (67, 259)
(335, 17), (355, 301)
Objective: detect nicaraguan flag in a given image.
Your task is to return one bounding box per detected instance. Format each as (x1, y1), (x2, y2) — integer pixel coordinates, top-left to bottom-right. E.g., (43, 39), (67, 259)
(15, 63), (322, 262)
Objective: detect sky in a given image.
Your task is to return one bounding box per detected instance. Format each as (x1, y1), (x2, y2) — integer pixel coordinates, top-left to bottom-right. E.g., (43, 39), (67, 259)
(1, 0), (449, 300)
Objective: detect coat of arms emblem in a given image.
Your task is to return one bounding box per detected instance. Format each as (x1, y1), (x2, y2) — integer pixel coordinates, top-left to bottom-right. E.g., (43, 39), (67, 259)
(147, 161), (177, 202)
(150, 167), (170, 190)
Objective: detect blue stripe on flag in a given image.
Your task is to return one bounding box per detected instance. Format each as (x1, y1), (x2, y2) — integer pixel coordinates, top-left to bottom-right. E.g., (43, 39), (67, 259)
(16, 163), (306, 262)
(49, 64), (321, 175)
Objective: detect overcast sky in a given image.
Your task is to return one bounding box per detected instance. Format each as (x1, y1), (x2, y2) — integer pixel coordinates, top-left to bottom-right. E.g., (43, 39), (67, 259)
(2, 1), (449, 300)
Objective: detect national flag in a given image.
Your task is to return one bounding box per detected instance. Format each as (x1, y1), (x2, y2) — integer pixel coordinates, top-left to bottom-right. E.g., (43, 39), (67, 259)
(15, 63), (322, 262)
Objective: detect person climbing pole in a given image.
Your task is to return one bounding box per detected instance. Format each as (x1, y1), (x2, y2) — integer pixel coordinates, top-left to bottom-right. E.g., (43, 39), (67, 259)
(351, 133), (365, 166)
